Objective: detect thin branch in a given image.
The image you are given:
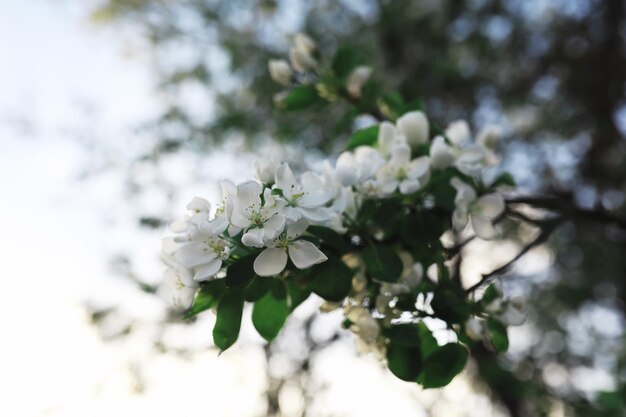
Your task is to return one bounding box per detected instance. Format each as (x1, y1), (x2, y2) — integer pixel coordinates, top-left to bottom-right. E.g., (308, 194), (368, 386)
(506, 195), (626, 229)
(465, 218), (562, 293)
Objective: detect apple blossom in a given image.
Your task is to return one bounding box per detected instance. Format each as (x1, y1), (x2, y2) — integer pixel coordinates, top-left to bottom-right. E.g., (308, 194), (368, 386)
(253, 219), (327, 277)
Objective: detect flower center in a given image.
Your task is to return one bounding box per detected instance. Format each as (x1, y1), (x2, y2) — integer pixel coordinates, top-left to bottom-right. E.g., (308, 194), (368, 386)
(248, 210), (267, 227)
(175, 277), (185, 290)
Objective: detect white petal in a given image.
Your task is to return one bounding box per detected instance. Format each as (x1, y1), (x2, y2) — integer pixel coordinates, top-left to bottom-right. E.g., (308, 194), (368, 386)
(262, 215), (286, 240)
(175, 242), (217, 268)
(397, 111), (429, 146)
(453, 207), (469, 231)
(335, 152), (359, 186)
(471, 215), (500, 240)
(231, 181), (262, 228)
(241, 228), (265, 248)
(299, 206), (334, 223)
(390, 142), (411, 166)
(254, 159), (277, 183)
(275, 163), (299, 199)
(354, 146), (383, 179)
(465, 318), (484, 341)
(268, 59), (292, 86)
(399, 179), (420, 194)
(288, 240), (328, 269)
(169, 219), (190, 233)
(254, 248), (288, 277)
(286, 218), (309, 239)
(194, 259), (222, 281)
(445, 120), (471, 146)
(282, 206), (301, 222)
(201, 215), (229, 235)
(474, 194), (505, 218)
(429, 136), (455, 169)
(408, 156), (430, 179)
(299, 172), (332, 207)
(162, 237), (183, 256)
(187, 197), (211, 213)
(476, 125), (501, 149)
(377, 121), (397, 156)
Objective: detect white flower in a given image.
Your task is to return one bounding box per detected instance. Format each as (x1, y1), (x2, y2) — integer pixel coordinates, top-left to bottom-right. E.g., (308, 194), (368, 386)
(216, 179), (241, 236)
(268, 59), (292, 86)
(450, 177), (504, 240)
(187, 192), (231, 236)
(465, 318), (484, 341)
(397, 111), (429, 146)
(347, 66), (372, 98)
(455, 145), (488, 177)
(335, 146), (384, 186)
(376, 142), (430, 195)
(162, 267), (199, 310)
(274, 163), (334, 223)
(253, 219), (327, 277)
(231, 181), (286, 248)
(172, 232), (231, 281)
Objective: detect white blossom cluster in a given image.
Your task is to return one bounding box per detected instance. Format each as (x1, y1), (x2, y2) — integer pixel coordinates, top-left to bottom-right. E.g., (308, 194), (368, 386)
(161, 110), (510, 346)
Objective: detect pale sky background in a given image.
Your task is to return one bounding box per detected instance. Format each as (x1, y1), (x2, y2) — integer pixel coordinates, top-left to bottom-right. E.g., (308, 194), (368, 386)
(0, 2), (568, 417)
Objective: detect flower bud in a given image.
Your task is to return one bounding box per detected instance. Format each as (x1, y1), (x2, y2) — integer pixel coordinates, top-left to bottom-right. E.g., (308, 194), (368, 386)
(268, 59), (292, 86)
(254, 159), (277, 185)
(445, 120), (471, 146)
(346, 66), (372, 98)
(293, 33), (316, 55)
(465, 318), (484, 341)
(430, 135), (456, 169)
(289, 47), (317, 72)
(396, 111), (429, 146)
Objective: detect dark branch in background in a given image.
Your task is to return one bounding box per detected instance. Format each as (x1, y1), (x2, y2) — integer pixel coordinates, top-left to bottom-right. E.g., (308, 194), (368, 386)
(506, 196), (626, 230)
(465, 194), (626, 292)
(466, 217), (562, 293)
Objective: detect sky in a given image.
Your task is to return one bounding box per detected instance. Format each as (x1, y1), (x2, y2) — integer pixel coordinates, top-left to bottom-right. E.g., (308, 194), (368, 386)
(0, 2), (558, 417)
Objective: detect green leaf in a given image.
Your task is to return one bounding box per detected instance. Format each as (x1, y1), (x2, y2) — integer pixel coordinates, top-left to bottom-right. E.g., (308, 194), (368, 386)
(282, 85), (321, 111)
(487, 318), (509, 352)
(332, 46), (365, 80)
(212, 292), (244, 352)
(308, 257), (353, 301)
(362, 243), (403, 282)
(184, 279), (226, 318)
(307, 225), (350, 254)
(252, 282), (290, 342)
(243, 275), (273, 302)
(431, 286), (471, 323)
(416, 322), (439, 359)
(225, 255), (256, 288)
(387, 343), (422, 382)
(481, 283), (500, 305)
(418, 343), (468, 388)
(286, 279), (312, 311)
(346, 125), (379, 150)
(387, 323), (423, 347)
(492, 172), (516, 188)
